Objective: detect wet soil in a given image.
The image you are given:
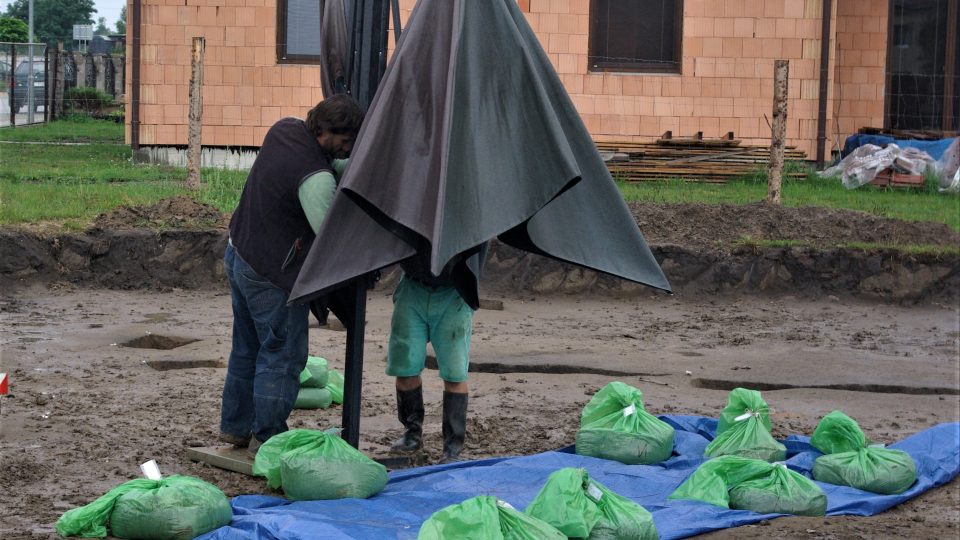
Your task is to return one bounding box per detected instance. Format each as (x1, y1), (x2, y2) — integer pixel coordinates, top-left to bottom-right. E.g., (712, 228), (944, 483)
(1, 287), (957, 539)
(2, 198), (958, 303)
(1, 198), (958, 538)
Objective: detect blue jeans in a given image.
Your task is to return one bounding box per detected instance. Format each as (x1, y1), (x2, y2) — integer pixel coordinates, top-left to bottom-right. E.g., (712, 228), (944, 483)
(220, 243), (309, 443)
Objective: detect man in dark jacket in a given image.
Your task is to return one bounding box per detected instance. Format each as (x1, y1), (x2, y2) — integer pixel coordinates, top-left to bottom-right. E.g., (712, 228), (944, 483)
(219, 94), (363, 456)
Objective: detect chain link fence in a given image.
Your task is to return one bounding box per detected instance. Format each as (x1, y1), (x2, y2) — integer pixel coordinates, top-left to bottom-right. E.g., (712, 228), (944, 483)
(2, 43), (124, 128)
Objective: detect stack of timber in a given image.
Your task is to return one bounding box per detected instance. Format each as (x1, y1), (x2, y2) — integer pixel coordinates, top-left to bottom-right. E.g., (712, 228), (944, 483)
(597, 133), (807, 183)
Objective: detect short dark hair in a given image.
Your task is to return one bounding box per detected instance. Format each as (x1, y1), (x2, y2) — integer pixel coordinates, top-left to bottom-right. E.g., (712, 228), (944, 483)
(306, 94), (364, 137)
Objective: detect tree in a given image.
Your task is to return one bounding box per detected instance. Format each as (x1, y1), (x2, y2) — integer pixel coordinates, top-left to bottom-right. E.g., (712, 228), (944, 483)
(115, 5), (126, 35)
(94, 16), (109, 36)
(3, 0), (95, 45)
(0, 16), (29, 42)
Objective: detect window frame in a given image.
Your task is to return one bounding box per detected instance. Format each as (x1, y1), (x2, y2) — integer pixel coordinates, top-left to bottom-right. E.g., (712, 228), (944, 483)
(276, 0), (322, 65)
(587, 0), (684, 74)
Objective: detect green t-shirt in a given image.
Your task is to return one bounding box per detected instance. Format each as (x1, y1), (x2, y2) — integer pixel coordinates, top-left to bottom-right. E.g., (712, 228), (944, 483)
(298, 159), (347, 234)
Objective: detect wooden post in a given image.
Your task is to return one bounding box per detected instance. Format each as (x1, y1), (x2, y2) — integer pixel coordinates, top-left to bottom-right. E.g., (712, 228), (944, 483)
(54, 43), (65, 119)
(767, 59), (789, 205)
(186, 37), (205, 190)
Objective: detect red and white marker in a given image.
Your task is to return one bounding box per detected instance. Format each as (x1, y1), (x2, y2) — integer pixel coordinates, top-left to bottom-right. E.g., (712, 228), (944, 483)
(0, 373), (7, 395)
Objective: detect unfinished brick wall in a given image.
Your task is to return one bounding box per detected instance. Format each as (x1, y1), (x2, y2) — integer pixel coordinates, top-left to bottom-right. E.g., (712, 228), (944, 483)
(832, 0), (888, 146)
(521, 0), (847, 157)
(127, 0), (887, 160)
(127, 0), (420, 147)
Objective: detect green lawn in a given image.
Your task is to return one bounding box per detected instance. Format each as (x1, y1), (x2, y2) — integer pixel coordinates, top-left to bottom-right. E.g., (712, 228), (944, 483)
(617, 175), (960, 232)
(0, 118), (247, 227)
(1, 118), (957, 233)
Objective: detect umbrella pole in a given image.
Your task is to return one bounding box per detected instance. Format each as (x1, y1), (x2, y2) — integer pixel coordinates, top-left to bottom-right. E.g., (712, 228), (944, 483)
(340, 0), (389, 449)
(341, 278), (367, 448)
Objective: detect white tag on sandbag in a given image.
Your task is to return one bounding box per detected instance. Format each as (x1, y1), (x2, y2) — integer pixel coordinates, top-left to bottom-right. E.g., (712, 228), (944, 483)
(623, 404), (637, 417)
(140, 459), (163, 480)
(868, 443), (886, 449)
(734, 410), (754, 422)
(586, 482), (603, 502)
(496, 500), (515, 510)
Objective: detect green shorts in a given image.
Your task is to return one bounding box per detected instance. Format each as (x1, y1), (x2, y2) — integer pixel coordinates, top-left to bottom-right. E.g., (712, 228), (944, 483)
(386, 276), (474, 383)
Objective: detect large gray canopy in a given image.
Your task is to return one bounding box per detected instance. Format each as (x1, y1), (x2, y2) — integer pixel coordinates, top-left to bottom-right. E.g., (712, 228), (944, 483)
(290, 0), (670, 306)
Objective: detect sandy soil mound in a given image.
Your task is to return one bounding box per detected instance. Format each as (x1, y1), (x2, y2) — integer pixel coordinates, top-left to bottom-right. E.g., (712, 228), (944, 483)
(630, 201), (959, 250)
(89, 195), (228, 231)
(84, 196), (960, 250)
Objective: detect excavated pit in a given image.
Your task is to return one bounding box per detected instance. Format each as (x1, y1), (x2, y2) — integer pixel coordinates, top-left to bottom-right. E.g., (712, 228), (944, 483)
(121, 334), (199, 350)
(691, 377), (960, 396)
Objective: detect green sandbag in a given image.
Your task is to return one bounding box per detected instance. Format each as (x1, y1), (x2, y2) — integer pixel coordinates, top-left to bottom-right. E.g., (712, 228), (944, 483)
(252, 429), (387, 500)
(418, 495), (566, 540)
(575, 381), (675, 465)
(299, 356), (330, 388)
(813, 447), (917, 495)
(810, 410), (867, 454)
(810, 410), (916, 494)
(525, 468), (657, 540)
(294, 387), (333, 409)
(705, 388), (785, 462)
(670, 455), (826, 517)
(590, 481), (658, 540)
(326, 370), (344, 404)
(729, 464), (827, 516)
(524, 468), (600, 537)
(55, 475), (232, 539)
(717, 388), (773, 435)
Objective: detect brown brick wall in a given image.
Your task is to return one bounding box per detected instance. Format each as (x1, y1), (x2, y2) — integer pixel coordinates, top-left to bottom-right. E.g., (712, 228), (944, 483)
(832, 0), (888, 143)
(525, 0), (846, 157)
(128, 0), (888, 159)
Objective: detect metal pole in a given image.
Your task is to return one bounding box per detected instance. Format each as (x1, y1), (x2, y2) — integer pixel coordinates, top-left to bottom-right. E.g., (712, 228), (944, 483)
(815, 0), (832, 169)
(340, 279), (368, 448)
(340, 0), (390, 449)
(131, 0), (142, 150)
(27, 0), (35, 124)
(44, 46), (49, 122)
(9, 45), (16, 126)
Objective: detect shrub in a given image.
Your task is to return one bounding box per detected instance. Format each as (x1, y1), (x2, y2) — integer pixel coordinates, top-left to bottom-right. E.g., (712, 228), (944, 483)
(64, 87), (115, 114)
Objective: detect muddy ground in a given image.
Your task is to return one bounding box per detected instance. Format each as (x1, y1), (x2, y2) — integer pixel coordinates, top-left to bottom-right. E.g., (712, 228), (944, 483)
(1, 199), (959, 539)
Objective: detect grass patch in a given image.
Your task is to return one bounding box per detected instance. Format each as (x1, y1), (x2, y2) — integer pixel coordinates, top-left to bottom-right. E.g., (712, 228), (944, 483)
(2, 119), (957, 235)
(0, 118), (247, 225)
(732, 237), (960, 257)
(0, 114), (125, 143)
(618, 165), (960, 232)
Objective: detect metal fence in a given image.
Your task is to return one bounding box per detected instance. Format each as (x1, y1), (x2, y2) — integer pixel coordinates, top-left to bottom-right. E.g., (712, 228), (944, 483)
(2, 42), (48, 127)
(2, 43), (125, 128)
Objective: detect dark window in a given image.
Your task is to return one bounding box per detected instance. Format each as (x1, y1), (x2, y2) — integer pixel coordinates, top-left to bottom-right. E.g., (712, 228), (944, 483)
(886, 0), (959, 132)
(277, 0), (322, 64)
(589, 0), (683, 73)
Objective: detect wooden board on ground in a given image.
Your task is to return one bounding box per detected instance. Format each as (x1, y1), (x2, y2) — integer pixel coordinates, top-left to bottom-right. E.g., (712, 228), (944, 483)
(187, 445), (255, 476)
(479, 298), (504, 311)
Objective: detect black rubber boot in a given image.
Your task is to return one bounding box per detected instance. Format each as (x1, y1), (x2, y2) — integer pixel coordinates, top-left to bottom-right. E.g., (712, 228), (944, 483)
(390, 386), (424, 453)
(440, 391), (468, 463)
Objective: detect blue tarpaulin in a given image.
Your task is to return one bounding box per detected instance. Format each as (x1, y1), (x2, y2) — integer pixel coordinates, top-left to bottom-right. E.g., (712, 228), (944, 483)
(197, 418), (959, 539)
(842, 134), (958, 161)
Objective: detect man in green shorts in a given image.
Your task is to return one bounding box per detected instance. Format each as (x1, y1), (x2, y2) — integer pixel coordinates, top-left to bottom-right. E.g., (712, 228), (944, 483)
(387, 250), (483, 463)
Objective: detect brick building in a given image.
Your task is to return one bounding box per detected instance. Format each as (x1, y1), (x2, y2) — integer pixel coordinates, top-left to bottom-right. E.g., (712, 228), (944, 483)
(125, 0), (959, 162)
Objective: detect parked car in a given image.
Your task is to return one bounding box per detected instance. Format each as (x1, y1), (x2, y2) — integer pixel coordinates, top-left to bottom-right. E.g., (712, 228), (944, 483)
(0, 60), (10, 86)
(11, 60), (45, 113)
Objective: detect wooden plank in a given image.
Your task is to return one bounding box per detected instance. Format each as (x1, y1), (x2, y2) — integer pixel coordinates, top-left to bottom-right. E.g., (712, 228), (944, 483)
(187, 446), (255, 476)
